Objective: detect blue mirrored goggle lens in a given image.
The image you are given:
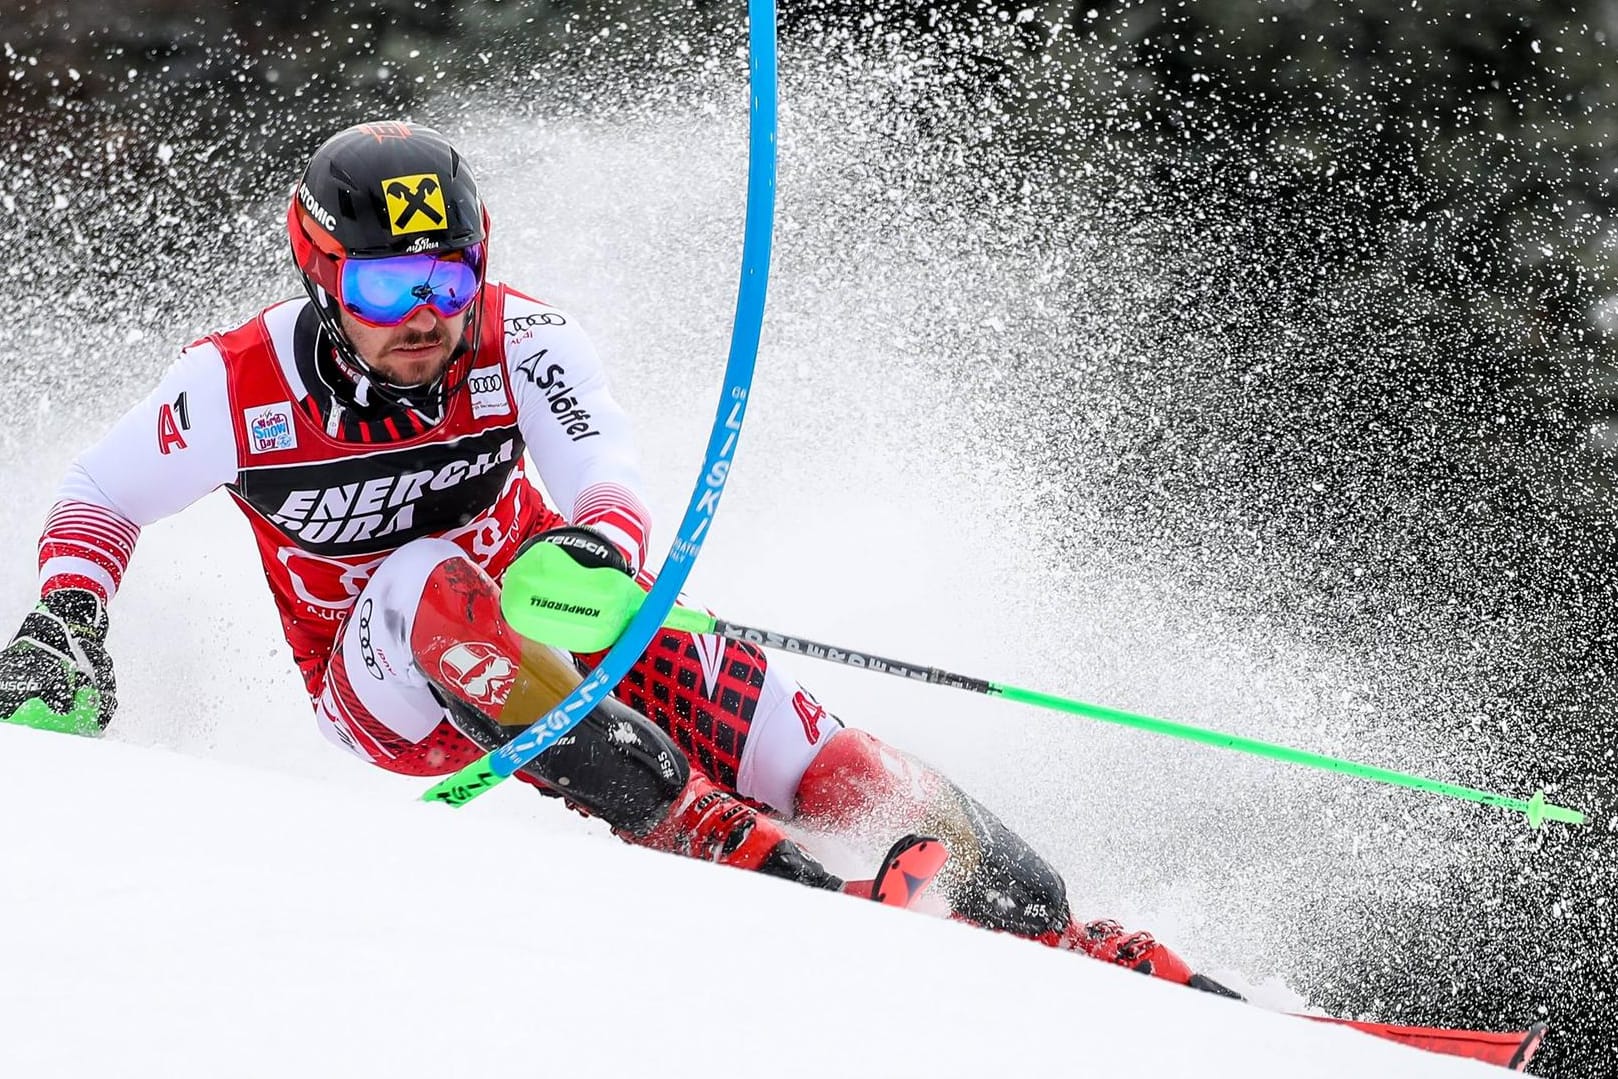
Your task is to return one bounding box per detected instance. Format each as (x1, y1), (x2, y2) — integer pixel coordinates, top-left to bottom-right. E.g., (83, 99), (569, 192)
(338, 245), (484, 326)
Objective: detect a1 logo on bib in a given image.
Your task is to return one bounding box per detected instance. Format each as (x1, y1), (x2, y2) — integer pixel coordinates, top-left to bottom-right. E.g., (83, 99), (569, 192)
(382, 172), (447, 236)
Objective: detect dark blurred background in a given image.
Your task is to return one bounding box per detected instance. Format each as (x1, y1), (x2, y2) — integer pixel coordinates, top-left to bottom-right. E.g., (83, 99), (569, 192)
(2, 1), (1614, 1074)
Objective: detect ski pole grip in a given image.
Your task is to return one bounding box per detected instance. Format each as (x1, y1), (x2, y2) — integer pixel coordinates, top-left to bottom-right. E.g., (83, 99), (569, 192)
(663, 607), (717, 635)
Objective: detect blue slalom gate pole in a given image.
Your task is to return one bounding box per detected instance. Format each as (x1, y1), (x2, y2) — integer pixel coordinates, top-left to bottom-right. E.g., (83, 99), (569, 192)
(423, 0), (779, 806)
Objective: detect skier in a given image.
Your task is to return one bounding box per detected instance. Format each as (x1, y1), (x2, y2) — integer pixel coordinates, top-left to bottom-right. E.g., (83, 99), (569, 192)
(0, 120), (1228, 992)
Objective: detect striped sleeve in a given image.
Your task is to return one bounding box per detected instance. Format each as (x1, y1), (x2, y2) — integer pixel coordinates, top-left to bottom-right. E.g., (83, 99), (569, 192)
(36, 338), (236, 603)
(37, 493), (142, 603)
(572, 482), (651, 574)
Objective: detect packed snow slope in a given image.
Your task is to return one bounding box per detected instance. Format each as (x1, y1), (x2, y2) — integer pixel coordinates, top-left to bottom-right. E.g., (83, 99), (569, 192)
(2, 725), (1505, 1079)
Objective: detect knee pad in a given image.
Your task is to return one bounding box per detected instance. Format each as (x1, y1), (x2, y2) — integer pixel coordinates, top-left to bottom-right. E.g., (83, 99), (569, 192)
(794, 727), (943, 829)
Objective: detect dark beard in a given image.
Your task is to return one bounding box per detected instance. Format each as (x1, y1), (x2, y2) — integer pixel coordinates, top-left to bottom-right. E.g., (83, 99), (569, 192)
(386, 331), (450, 386)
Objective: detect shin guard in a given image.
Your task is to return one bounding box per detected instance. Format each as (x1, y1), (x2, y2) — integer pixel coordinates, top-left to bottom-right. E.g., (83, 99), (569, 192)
(796, 728), (1071, 937)
(411, 554), (841, 890)
(797, 731), (1228, 991)
(412, 555), (685, 835)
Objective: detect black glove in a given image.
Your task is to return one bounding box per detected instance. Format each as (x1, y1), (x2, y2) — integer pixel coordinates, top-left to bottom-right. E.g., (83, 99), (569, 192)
(516, 525), (632, 576)
(0, 588), (117, 735)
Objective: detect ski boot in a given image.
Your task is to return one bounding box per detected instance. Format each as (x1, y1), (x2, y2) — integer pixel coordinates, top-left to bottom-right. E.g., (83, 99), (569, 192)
(634, 769), (844, 888)
(796, 728), (1239, 995)
(1043, 917), (1242, 997)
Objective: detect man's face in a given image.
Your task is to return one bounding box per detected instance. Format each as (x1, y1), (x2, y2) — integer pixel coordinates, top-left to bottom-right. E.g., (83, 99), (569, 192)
(339, 306), (468, 388)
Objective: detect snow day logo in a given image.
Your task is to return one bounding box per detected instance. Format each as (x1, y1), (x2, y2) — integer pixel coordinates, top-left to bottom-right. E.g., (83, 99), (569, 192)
(245, 402), (297, 454)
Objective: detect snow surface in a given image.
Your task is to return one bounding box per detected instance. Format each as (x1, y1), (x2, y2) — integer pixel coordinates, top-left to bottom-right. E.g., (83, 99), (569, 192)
(1, 724), (1504, 1078)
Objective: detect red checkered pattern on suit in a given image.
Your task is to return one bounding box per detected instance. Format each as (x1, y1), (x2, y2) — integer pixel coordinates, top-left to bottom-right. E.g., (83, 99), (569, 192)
(589, 630), (766, 794)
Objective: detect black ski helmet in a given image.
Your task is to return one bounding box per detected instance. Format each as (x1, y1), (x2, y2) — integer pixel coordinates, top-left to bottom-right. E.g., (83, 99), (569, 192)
(288, 120), (490, 414)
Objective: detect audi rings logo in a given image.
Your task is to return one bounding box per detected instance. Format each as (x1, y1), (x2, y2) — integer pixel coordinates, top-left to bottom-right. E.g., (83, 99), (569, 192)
(468, 364), (511, 419)
(357, 598), (383, 680)
(503, 312), (567, 336)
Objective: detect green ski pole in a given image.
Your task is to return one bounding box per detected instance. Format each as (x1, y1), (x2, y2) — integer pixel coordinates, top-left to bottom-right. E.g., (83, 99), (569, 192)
(499, 542), (1586, 828)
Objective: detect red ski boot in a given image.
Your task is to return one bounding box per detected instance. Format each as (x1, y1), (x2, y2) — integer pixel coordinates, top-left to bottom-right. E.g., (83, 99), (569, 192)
(635, 772), (953, 915)
(1045, 917), (1242, 998)
(634, 771), (846, 889)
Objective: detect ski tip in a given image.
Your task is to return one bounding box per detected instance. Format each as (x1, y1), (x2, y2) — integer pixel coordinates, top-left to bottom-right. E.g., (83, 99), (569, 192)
(1508, 1022), (1549, 1072)
(869, 834), (950, 910)
(1307, 1014), (1552, 1071)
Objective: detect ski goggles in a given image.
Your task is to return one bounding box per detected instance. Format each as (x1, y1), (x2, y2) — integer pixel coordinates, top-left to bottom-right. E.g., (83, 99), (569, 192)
(337, 244), (486, 327)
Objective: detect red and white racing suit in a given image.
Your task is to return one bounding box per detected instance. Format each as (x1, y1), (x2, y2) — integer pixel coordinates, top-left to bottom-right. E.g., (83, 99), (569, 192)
(35, 283), (839, 813)
(32, 281), (1195, 972)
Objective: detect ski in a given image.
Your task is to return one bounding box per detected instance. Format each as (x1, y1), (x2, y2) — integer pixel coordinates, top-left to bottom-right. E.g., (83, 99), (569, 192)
(843, 835), (950, 910)
(1301, 1015), (1548, 1071)
(840, 841), (1545, 1074)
